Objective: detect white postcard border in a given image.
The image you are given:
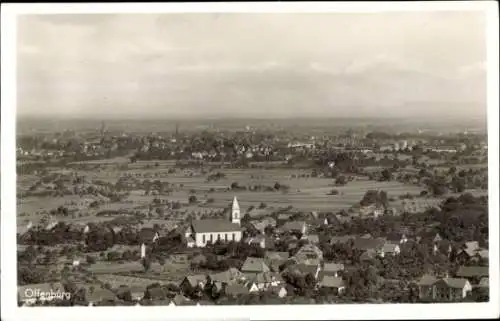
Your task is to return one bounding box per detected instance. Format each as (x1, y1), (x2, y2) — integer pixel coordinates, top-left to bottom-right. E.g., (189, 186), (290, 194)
(1, 2), (499, 321)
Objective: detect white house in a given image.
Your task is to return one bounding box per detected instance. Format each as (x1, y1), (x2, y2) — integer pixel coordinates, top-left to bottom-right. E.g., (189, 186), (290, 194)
(185, 196), (242, 247)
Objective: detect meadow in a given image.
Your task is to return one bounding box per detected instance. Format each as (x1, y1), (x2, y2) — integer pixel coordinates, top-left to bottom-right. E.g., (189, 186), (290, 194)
(20, 156), (485, 230)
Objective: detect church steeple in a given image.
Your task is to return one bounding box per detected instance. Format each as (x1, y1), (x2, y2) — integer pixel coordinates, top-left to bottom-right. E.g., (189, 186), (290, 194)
(231, 196), (240, 225)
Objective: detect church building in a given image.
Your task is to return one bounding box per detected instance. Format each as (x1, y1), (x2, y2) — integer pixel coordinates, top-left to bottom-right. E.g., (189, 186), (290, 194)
(185, 196), (242, 248)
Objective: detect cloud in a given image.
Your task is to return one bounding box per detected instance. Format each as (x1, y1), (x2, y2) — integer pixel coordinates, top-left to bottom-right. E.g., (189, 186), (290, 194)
(16, 12), (487, 118)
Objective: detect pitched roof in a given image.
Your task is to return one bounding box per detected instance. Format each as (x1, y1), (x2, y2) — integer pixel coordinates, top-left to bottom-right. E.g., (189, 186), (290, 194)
(477, 249), (489, 259)
(281, 221), (306, 232)
(478, 277), (489, 288)
(184, 274), (207, 288)
(305, 234), (320, 244)
(464, 241), (480, 251)
(232, 196), (240, 210)
(277, 213), (293, 220)
(269, 285), (287, 295)
(330, 235), (356, 244)
(84, 286), (118, 303)
(456, 266), (489, 278)
(191, 219), (241, 233)
(319, 276), (345, 288)
(417, 274), (438, 286)
(286, 263), (319, 277)
(440, 278), (470, 289)
(360, 249), (377, 261)
(172, 294), (191, 306)
(353, 237), (385, 251)
(241, 257), (270, 273)
(252, 272), (283, 284)
(225, 283), (249, 296)
(209, 268), (245, 284)
(265, 251), (289, 261)
(146, 286), (166, 300)
(382, 243), (400, 253)
(323, 263), (344, 273)
(294, 244), (323, 261)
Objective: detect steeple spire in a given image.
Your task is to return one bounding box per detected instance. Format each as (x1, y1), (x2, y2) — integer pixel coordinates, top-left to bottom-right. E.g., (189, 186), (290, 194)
(231, 196), (240, 225)
(232, 196), (240, 210)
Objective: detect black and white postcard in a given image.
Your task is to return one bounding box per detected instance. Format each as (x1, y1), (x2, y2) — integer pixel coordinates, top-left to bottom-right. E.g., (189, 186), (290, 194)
(1, 2), (499, 321)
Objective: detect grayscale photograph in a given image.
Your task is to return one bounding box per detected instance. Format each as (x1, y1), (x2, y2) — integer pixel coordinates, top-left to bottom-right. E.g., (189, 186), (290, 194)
(5, 3), (497, 313)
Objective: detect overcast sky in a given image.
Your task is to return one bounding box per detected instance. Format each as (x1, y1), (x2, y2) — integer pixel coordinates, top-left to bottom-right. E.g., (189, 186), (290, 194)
(17, 12), (487, 119)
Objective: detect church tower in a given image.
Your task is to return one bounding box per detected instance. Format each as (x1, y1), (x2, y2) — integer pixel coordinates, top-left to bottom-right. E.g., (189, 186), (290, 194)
(141, 243), (146, 258)
(231, 196), (241, 225)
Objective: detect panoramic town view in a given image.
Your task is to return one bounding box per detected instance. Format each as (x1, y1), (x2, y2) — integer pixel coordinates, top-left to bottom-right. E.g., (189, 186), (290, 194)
(15, 11), (490, 306)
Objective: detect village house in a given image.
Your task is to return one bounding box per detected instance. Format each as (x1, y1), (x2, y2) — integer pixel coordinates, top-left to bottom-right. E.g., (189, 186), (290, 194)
(83, 285), (118, 306)
(284, 263), (322, 280)
(245, 235), (274, 249)
(180, 274), (208, 295)
(353, 236), (386, 252)
(301, 234), (320, 244)
(17, 221), (33, 238)
(241, 257), (271, 275)
(268, 285), (288, 298)
(415, 274), (472, 302)
(320, 263), (345, 278)
(250, 217), (276, 234)
(416, 274), (438, 300)
(172, 294), (192, 306)
(307, 217), (329, 229)
(360, 249), (377, 261)
(378, 243), (401, 257)
(184, 196), (242, 247)
(386, 232), (409, 244)
(416, 231), (443, 244)
(225, 283), (250, 298)
(432, 239), (452, 256)
(292, 243), (323, 266)
(246, 272), (284, 292)
(432, 278), (472, 301)
(208, 268), (246, 288)
(280, 221), (307, 235)
(456, 241), (487, 263)
(330, 235), (356, 245)
(455, 266), (489, 284)
(129, 286), (147, 301)
(358, 204), (385, 218)
(265, 251), (290, 272)
(276, 213), (293, 223)
(318, 275), (346, 295)
(478, 277), (489, 289)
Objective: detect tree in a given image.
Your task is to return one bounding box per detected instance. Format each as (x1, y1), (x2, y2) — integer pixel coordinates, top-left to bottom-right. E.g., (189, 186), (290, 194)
(335, 176), (347, 186)
(381, 169), (392, 181)
(86, 255), (96, 264)
(142, 258), (151, 272)
(188, 195), (198, 204)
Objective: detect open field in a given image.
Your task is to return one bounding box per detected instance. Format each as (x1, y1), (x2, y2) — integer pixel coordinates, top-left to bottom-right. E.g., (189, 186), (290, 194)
(17, 157), (487, 228)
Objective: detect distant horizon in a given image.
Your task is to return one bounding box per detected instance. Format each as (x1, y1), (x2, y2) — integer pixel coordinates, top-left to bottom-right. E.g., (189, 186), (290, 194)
(16, 112), (488, 126)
